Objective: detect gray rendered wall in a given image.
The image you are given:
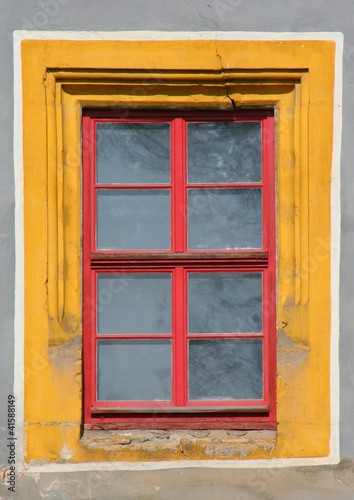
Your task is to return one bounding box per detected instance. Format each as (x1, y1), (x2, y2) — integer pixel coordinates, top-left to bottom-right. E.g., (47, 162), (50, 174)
(0, 0), (353, 496)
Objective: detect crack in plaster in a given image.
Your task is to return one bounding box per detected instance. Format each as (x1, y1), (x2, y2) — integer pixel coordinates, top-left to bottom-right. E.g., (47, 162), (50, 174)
(214, 40), (237, 111)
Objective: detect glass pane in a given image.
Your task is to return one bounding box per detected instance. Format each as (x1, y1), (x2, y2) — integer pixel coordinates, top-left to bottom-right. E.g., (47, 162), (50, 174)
(188, 188), (262, 249)
(97, 273), (172, 334)
(188, 122), (261, 184)
(188, 339), (263, 400)
(96, 122), (170, 184)
(97, 340), (172, 401)
(188, 272), (262, 333)
(97, 189), (170, 250)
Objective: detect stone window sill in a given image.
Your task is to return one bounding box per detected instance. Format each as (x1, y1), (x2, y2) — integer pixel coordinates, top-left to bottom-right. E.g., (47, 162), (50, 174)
(81, 429), (277, 461)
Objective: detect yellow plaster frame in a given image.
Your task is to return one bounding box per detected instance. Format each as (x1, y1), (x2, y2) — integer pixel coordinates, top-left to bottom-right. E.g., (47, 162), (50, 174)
(21, 39), (335, 462)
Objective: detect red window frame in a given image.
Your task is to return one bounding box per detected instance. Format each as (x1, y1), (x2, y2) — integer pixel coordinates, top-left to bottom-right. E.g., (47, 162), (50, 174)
(82, 109), (276, 430)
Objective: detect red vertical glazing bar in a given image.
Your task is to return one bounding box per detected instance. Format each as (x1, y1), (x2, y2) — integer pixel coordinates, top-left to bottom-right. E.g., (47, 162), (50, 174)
(262, 117), (269, 253)
(172, 118), (187, 252)
(265, 114), (277, 423)
(174, 266), (186, 406)
(82, 115), (94, 421)
(169, 119), (175, 253)
(91, 120), (97, 253)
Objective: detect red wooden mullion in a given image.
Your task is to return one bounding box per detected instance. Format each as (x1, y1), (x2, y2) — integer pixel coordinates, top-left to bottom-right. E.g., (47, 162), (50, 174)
(173, 267), (186, 406)
(172, 117), (186, 253)
(171, 118), (187, 405)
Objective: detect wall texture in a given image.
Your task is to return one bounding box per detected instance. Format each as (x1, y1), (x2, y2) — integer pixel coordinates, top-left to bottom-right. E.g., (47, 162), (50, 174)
(1, 0), (354, 497)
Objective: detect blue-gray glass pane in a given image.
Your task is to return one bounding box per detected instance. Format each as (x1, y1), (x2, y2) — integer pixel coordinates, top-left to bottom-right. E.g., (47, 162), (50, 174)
(188, 339), (263, 400)
(187, 122), (262, 184)
(188, 188), (262, 249)
(97, 273), (172, 334)
(97, 340), (172, 401)
(96, 122), (170, 184)
(188, 272), (262, 334)
(97, 189), (170, 250)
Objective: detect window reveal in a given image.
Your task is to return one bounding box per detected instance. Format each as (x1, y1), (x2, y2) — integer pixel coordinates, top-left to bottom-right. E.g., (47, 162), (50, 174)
(83, 110), (276, 429)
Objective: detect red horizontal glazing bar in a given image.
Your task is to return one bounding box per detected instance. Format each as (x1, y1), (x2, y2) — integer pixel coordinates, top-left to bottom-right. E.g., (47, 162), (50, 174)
(95, 334), (173, 339)
(185, 183), (264, 189)
(186, 333), (264, 339)
(94, 184), (172, 189)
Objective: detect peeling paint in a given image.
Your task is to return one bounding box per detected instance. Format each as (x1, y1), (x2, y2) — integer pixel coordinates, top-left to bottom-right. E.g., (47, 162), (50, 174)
(60, 446), (73, 460)
(47, 335), (81, 366)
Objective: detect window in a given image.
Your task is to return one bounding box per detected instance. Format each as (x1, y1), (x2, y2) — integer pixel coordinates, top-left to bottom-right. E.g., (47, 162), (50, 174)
(83, 109), (276, 429)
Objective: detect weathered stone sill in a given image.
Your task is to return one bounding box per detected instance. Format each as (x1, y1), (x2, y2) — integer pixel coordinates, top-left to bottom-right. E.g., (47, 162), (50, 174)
(81, 429), (277, 460)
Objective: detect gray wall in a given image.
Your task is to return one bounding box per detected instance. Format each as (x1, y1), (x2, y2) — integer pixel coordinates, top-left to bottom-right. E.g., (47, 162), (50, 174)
(1, 0), (354, 491)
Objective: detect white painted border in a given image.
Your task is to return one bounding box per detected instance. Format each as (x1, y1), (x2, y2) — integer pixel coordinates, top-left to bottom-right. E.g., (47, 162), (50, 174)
(329, 30), (343, 464)
(13, 30), (25, 473)
(13, 30), (345, 41)
(13, 30), (343, 473)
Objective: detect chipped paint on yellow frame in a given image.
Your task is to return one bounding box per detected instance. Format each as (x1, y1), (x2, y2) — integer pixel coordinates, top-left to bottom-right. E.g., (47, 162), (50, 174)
(21, 38), (335, 463)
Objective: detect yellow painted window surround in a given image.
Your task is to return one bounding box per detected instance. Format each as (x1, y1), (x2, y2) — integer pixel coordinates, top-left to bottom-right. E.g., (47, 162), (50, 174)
(21, 38), (335, 462)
